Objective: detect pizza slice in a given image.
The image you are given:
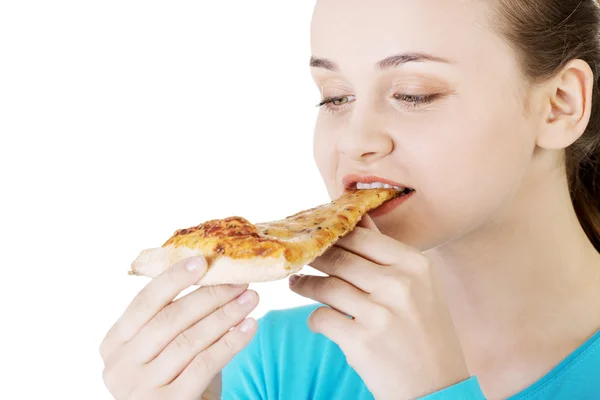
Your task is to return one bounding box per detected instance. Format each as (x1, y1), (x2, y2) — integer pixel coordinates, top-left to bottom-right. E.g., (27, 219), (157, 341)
(129, 188), (402, 286)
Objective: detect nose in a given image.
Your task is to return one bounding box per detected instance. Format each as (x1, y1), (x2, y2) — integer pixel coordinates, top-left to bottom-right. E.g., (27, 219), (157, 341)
(337, 105), (394, 163)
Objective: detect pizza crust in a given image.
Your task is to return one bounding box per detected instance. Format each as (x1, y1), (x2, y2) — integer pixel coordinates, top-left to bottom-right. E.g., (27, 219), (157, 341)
(129, 245), (302, 285)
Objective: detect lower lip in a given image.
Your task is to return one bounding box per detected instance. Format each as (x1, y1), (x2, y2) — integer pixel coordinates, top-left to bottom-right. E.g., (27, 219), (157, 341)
(368, 191), (415, 217)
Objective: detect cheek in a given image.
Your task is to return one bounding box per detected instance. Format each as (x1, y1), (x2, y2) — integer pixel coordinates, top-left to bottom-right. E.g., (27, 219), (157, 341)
(416, 105), (535, 241)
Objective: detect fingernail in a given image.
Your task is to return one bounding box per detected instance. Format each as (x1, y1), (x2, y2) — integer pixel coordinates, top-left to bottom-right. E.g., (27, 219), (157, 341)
(237, 290), (254, 305)
(239, 318), (253, 333)
(185, 257), (204, 272)
(289, 275), (299, 286)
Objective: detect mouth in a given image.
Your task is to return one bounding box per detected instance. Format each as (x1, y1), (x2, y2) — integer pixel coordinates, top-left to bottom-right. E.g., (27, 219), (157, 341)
(342, 174), (416, 217)
(342, 175), (416, 195)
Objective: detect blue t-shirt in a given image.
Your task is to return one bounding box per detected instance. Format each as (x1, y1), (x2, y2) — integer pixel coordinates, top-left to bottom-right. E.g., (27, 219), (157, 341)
(222, 304), (600, 399)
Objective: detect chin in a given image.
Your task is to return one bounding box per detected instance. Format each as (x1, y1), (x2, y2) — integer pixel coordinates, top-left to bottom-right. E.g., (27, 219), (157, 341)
(371, 211), (470, 252)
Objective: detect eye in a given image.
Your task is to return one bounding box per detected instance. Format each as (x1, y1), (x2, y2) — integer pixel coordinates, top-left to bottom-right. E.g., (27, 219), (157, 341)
(316, 95), (356, 114)
(331, 96), (350, 105)
(393, 93), (440, 108)
(316, 93), (441, 114)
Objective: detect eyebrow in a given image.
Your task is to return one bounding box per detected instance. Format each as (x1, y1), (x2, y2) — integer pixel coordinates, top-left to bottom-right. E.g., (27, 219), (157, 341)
(309, 52), (453, 71)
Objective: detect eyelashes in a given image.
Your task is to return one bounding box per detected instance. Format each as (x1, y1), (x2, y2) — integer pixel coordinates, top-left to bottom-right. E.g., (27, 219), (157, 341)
(316, 95), (356, 108)
(316, 93), (442, 114)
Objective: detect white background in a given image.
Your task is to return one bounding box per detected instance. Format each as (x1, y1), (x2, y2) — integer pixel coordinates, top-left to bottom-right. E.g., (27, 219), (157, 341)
(0, 1), (321, 398)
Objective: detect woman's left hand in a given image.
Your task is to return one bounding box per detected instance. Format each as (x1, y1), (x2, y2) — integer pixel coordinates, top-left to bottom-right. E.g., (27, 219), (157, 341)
(289, 215), (471, 400)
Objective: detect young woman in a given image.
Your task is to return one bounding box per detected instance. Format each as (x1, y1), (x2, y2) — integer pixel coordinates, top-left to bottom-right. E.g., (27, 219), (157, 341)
(100, 0), (600, 398)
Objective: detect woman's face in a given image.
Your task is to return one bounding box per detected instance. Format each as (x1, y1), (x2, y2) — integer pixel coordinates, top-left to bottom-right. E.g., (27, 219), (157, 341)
(311, 0), (541, 251)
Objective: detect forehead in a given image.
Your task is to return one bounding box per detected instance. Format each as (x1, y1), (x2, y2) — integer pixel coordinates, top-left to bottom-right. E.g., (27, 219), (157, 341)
(310, 0), (496, 68)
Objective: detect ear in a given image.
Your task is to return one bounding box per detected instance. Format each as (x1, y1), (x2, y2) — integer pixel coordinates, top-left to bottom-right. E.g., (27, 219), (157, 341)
(536, 59), (594, 150)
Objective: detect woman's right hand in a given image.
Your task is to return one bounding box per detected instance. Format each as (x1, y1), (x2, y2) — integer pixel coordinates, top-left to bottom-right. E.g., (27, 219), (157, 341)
(100, 256), (259, 400)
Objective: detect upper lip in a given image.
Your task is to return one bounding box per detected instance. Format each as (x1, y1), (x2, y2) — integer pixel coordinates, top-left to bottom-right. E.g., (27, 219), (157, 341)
(342, 174), (413, 191)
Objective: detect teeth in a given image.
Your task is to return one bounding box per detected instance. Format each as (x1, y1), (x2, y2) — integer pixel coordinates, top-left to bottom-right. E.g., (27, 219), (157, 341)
(355, 182), (406, 191)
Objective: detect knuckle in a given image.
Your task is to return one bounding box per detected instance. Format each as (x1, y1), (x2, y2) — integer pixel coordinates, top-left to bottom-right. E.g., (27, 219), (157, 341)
(320, 277), (339, 294)
(193, 351), (215, 373)
(410, 253), (433, 274)
(394, 275), (413, 292)
(166, 265), (182, 285)
(130, 389), (160, 400)
(99, 338), (110, 361)
(154, 304), (175, 327)
(370, 305), (393, 328)
(102, 365), (123, 392)
(128, 390), (145, 400)
(222, 332), (240, 354)
(205, 284), (221, 302)
(330, 250), (350, 272)
(384, 273), (412, 298)
(174, 330), (196, 353)
(101, 365), (113, 387)
(307, 307), (328, 331)
(218, 303), (236, 321)
(103, 363), (150, 400)
(349, 227), (368, 243)
(134, 287), (154, 314)
(306, 314), (318, 332)
(153, 387), (173, 400)
(134, 294), (149, 313)
(98, 338), (122, 367)
(385, 276), (419, 312)
(303, 276), (334, 299)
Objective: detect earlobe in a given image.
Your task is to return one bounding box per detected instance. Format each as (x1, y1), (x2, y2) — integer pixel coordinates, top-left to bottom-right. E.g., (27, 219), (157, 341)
(536, 59), (593, 150)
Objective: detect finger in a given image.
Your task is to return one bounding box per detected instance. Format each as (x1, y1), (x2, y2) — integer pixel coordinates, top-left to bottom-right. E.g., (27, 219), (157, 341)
(147, 290), (259, 386)
(128, 283), (249, 363)
(358, 213), (380, 232)
(165, 317), (258, 399)
(336, 226), (419, 266)
(100, 256), (207, 361)
(307, 306), (354, 347)
(289, 274), (370, 318)
(309, 246), (380, 293)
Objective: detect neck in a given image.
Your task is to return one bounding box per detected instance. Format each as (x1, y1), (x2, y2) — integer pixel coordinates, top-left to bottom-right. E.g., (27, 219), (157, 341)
(425, 169), (600, 347)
